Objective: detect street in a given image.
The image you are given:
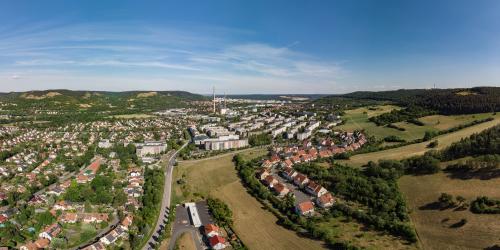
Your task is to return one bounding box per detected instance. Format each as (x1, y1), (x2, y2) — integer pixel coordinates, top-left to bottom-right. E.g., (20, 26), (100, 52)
(143, 141), (189, 250)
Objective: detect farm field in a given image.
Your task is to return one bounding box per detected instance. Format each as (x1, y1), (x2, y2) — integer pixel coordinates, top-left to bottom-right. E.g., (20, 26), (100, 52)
(172, 147), (326, 249)
(399, 172), (500, 250)
(339, 114), (500, 167)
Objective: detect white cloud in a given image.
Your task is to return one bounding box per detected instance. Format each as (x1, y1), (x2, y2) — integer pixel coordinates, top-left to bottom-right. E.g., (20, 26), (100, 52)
(0, 22), (344, 93)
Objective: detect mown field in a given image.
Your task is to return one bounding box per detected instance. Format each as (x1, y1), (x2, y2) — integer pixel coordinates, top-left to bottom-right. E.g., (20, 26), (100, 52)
(339, 114), (500, 167)
(172, 147), (327, 250)
(399, 170), (500, 250)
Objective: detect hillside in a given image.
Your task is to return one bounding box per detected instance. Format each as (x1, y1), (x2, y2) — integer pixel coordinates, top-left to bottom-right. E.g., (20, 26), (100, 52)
(317, 87), (500, 115)
(0, 89), (207, 113)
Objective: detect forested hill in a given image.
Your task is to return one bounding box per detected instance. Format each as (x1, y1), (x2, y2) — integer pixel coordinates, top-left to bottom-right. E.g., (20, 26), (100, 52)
(0, 90), (207, 112)
(318, 87), (500, 114)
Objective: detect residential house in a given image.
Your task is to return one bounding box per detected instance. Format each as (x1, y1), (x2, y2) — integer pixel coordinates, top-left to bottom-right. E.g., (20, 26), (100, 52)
(257, 169), (270, 180)
(272, 183), (290, 197)
(305, 181), (328, 197)
(81, 213), (109, 223)
(296, 201), (315, 216)
(262, 175), (278, 188)
(293, 173), (309, 187)
(208, 235), (226, 250)
(316, 193), (335, 208)
(61, 213), (78, 223)
(39, 223), (62, 241)
(204, 224), (220, 238)
(281, 167), (297, 181)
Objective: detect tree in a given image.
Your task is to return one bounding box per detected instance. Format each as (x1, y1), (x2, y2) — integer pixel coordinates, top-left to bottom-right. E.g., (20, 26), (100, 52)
(438, 193), (456, 208)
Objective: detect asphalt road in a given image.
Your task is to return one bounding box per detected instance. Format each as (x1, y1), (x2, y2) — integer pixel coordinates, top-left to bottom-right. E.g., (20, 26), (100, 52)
(143, 141), (189, 250)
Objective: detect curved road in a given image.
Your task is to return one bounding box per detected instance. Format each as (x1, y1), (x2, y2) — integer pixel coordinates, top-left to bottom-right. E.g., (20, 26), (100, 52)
(143, 141), (189, 250)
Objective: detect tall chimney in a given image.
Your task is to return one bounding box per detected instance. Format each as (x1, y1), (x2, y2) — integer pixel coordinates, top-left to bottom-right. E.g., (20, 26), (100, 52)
(213, 86), (216, 113)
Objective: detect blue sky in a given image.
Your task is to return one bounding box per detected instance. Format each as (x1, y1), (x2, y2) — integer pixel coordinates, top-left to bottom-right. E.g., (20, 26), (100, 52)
(1, 0), (500, 94)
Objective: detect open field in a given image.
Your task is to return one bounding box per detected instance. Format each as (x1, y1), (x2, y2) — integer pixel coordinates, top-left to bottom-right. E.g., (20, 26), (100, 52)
(316, 217), (417, 250)
(337, 105), (496, 142)
(175, 232), (197, 250)
(109, 113), (155, 119)
(418, 113), (494, 130)
(173, 147), (414, 249)
(337, 105), (420, 140)
(339, 115), (500, 167)
(399, 172), (500, 250)
(173, 147), (327, 249)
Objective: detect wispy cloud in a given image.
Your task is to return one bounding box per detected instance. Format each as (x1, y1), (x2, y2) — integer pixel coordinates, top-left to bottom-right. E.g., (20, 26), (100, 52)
(0, 21), (343, 93)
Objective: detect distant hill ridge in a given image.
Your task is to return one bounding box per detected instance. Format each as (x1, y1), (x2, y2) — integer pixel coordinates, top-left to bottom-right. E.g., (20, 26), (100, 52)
(0, 89), (208, 111)
(317, 87), (500, 114)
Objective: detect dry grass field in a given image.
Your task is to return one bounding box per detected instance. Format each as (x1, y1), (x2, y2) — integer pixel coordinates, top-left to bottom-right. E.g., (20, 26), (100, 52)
(339, 115), (500, 167)
(175, 232), (197, 250)
(172, 148), (327, 250)
(316, 217), (417, 250)
(399, 172), (500, 250)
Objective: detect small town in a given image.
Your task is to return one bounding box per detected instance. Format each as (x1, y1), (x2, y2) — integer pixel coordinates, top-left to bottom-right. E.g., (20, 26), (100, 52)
(1, 1), (500, 250)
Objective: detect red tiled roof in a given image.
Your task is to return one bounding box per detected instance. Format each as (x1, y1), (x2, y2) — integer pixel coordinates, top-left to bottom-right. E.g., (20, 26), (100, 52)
(209, 235), (226, 247)
(318, 192), (334, 204)
(204, 224), (219, 234)
(297, 201), (314, 213)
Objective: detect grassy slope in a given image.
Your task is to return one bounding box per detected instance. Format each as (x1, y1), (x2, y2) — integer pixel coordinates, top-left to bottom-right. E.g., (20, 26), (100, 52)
(339, 114), (500, 167)
(337, 105), (433, 141)
(399, 171), (500, 250)
(172, 148), (327, 250)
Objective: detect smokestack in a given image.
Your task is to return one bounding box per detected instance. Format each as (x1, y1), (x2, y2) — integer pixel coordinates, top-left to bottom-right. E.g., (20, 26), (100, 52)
(213, 86), (216, 113)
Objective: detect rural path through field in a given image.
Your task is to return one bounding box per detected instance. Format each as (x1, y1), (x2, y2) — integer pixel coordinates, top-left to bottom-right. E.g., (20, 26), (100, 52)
(342, 116), (500, 166)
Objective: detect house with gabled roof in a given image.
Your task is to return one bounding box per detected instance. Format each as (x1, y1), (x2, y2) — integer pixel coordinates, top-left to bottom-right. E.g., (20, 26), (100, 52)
(262, 175), (278, 188)
(257, 169), (270, 180)
(208, 235), (226, 250)
(272, 183), (290, 197)
(316, 192), (335, 208)
(305, 181), (328, 197)
(39, 223), (62, 241)
(296, 201), (315, 216)
(204, 223), (220, 238)
(281, 167), (297, 181)
(60, 213), (77, 223)
(293, 173), (309, 187)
